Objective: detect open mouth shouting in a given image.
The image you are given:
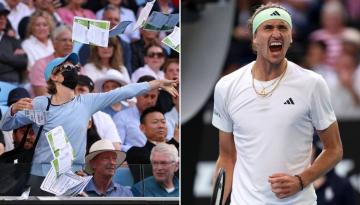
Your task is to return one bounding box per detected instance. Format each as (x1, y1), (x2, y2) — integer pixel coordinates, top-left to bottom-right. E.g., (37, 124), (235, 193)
(269, 41), (283, 55)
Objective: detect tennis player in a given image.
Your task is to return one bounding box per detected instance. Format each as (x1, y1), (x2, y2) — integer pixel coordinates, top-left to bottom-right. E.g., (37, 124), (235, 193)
(212, 3), (343, 205)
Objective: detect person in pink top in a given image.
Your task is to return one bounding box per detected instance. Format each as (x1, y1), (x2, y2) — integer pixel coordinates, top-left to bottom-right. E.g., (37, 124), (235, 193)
(57, 0), (95, 25)
(29, 25), (73, 96)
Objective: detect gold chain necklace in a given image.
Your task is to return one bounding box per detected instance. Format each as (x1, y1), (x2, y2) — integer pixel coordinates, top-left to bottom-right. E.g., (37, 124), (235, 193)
(252, 60), (288, 97)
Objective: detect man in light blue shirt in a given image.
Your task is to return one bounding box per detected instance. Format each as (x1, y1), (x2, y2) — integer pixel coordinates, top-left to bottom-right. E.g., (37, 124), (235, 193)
(113, 75), (160, 152)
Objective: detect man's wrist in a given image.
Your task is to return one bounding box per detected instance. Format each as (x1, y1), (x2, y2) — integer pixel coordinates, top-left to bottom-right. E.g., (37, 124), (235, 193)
(294, 174), (304, 191)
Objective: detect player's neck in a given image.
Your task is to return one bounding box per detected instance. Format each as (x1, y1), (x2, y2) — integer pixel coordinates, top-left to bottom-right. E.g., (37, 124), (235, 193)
(253, 58), (287, 81)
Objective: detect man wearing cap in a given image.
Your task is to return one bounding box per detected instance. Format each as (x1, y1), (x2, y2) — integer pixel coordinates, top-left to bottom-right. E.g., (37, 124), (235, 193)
(0, 52), (178, 195)
(7, 88), (35, 151)
(212, 3), (343, 205)
(75, 75), (121, 152)
(84, 139), (132, 197)
(0, 2), (28, 83)
(1, 87), (32, 153)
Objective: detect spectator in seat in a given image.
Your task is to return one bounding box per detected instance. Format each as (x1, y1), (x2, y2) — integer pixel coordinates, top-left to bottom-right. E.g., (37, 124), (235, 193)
(131, 143), (179, 197)
(84, 139), (131, 197)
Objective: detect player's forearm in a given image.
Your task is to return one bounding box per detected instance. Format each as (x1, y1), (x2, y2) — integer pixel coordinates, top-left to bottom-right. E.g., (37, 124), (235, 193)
(299, 146), (343, 188)
(215, 157), (235, 205)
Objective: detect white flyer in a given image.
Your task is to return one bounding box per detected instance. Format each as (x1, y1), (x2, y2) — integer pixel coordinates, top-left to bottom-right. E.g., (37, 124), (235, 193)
(162, 26), (180, 53)
(51, 147), (73, 176)
(40, 167), (92, 196)
(72, 20), (89, 44)
(133, 0), (155, 31)
(72, 16), (110, 47)
(45, 126), (67, 153)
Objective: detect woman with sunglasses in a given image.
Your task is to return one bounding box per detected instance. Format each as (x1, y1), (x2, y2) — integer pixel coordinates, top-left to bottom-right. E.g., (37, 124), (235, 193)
(131, 42), (166, 83)
(0, 52), (178, 196)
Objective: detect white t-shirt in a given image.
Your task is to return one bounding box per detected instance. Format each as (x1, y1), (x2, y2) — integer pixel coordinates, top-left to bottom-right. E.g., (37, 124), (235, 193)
(131, 64), (165, 83)
(21, 35), (54, 70)
(212, 61), (336, 205)
(0, 0), (33, 38)
(165, 106), (178, 140)
(92, 111), (121, 143)
(83, 63), (130, 83)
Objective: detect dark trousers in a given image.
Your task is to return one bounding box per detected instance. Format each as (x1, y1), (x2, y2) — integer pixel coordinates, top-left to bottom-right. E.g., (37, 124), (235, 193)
(27, 175), (55, 196)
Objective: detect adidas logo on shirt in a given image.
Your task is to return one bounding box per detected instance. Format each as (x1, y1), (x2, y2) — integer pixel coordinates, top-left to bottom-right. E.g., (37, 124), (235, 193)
(270, 11), (281, 16)
(284, 98), (295, 105)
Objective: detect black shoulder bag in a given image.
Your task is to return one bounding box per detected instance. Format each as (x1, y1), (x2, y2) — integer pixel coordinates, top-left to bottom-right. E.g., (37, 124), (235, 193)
(0, 98), (50, 196)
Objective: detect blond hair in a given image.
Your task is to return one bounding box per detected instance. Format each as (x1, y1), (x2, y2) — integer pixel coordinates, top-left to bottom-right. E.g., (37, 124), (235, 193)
(26, 10), (55, 39)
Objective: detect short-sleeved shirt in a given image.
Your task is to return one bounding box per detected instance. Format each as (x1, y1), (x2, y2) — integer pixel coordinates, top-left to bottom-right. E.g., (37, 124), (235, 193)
(212, 61), (336, 205)
(92, 111), (121, 143)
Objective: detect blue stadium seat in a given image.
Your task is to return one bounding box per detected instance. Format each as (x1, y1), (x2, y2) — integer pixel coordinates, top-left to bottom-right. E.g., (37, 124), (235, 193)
(112, 167), (134, 187)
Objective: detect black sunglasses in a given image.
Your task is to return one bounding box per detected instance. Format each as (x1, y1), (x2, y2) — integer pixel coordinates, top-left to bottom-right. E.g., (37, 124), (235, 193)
(147, 52), (165, 58)
(59, 65), (81, 72)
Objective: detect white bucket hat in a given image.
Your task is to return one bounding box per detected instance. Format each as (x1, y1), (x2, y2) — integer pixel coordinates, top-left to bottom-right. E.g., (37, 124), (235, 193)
(85, 139), (126, 174)
(94, 69), (130, 93)
(94, 69), (137, 107)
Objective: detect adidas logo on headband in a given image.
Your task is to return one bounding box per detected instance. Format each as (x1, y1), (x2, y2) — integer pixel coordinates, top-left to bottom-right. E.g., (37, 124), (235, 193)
(270, 10), (280, 16)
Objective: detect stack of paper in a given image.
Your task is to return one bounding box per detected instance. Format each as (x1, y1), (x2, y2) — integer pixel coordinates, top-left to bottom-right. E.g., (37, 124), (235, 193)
(41, 126), (91, 196)
(72, 17), (110, 47)
(143, 12), (179, 32)
(41, 167), (92, 196)
(162, 26), (180, 53)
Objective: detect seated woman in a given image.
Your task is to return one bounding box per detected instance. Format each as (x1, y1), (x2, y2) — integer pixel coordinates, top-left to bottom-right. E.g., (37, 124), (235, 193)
(21, 10), (55, 70)
(84, 37), (130, 83)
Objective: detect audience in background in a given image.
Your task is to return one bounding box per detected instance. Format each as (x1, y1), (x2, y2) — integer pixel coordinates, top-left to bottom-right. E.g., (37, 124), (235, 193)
(29, 25), (73, 96)
(131, 43), (166, 83)
(126, 107), (179, 182)
(0, 0), (33, 38)
(57, 0), (95, 25)
(21, 10), (55, 70)
(131, 29), (160, 72)
(0, 3), (28, 83)
(84, 37), (130, 83)
(113, 76), (159, 152)
(96, 0), (140, 44)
